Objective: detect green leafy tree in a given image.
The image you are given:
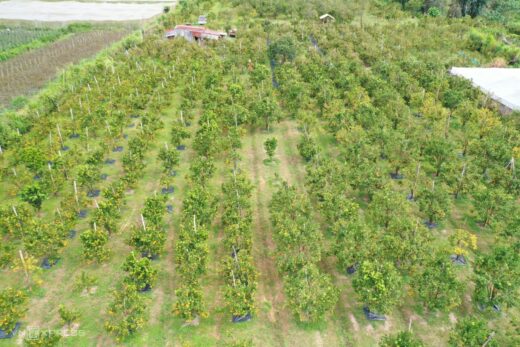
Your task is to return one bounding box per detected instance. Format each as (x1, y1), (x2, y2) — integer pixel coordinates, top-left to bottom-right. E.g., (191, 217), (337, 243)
(24, 329), (62, 347)
(413, 253), (464, 311)
(353, 260), (403, 314)
(58, 305), (80, 328)
(188, 156), (215, 186)
(379, 217), (432, 272)
(264, 137), (277, 162)
(72, 271), (98, 295)
(250, 64), (270, 86)
(0, 288), (27, 335)
(473, 244), (520, 309)
(24, 222), (65, 263)
(417, 183), (451, 226)
(424, 138), (454, 177)
(76, 164), (100, 192)
(182, 186), (216, 227)
(158, 145), (180, 176)
(369, 187), (408, 229)
(268, 36), (297, 64)
(449, 229), (477, 261)
(284, 263), (339, 323)
(174, 281), (206, 321)
(297, 134), (318, 162)
(473, 186), (512, 227)
(128, 224), (166, 259)
(18, 147), (46, 174)
(20, 183), (46, 210)
(175, 220), (209, 278)
(333, 218), (370, 273)
(270, 184), (322, 272)
(222, 255), (257, 317)
(449, 317), (496, 346)
(80, 226), (109, 262)
(92, 199), (120, 235)
(170, 122), (190, 147)
(104, 283), (147, 342)
(380, 331), (425, 347)
(253, 96), (281, 131)
(193, 117), (220, 157)
(142, 195), (166, 228)
(122, 252), (158, 292)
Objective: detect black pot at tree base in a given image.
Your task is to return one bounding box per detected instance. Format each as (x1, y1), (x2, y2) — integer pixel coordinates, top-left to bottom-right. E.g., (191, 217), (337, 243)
(232, 312), (252, 323)
(141, 252), (159, 260)
(406, 193), (414, 201)
(347, 262), (360, 275)
(176, 145), (186, 151)
(112, 146), (123, 152)
(0, 323), (20, 339)
(363, 307), (386, 321)
(127, 123), (136, 128)
(41, 257), (60, 269)
(390, 173), (404, 180)
(61, 146), (70, 151)
(424, 220), (437, 229)
(68, 229), (77, 239)
(477, 303), (501, 312)
(450, 254), (467, 265)
(130, 114), (139, 119)
(100, 173), (108, 180)
(104, 159), (116, 165)
(78, 209), (88, 219)
(139, 284), (152, 293)
(87, 189), (101, 198)
(166, 205), (174, 214)
(161, 187), (174, 195)
(69, 133), (80, 139)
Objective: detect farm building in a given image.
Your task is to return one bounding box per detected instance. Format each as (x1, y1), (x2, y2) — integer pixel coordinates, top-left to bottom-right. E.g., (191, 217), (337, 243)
(320, 14), (335, 23)
(450, 67), (520, 114)
(165, 25), (226, 42)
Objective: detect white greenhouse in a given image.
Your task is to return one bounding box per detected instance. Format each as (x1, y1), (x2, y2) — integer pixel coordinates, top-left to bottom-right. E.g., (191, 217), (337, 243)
(450, 67), (520, 113)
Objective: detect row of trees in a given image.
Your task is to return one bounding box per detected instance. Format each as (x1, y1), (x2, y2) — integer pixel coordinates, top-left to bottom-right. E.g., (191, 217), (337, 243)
(221, 169), (258, 320)
(173, 110), (217, 321)
(265, 12), (518, 343)
(104, 194), (168, 341)
(269, 182), (338, 322)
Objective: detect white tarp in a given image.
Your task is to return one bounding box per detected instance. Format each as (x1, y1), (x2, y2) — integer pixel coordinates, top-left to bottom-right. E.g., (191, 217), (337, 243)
(450, 67), (520, 111)
(0, 1), (170, 22)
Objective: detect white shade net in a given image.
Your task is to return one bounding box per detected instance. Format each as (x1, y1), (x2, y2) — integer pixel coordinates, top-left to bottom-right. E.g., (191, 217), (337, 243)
(450, 67), (520, 111)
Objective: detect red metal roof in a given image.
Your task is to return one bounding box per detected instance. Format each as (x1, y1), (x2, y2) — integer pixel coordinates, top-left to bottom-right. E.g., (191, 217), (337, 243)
(166, 25), (226, 39)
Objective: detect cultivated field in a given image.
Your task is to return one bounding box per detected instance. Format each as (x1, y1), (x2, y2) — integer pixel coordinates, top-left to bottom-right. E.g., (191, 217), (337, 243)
(0, 1), (518, 347)
(0, 30), (129, 107)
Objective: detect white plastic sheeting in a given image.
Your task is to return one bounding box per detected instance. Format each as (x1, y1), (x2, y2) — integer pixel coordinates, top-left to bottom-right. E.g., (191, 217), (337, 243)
(0, 1), (169, 22)
(450, 67), (520, 111)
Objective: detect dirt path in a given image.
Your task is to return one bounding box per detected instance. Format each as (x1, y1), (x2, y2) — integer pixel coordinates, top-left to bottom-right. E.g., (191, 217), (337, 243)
(0, 30), (128, 106)
(246, 129), (289, 346)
